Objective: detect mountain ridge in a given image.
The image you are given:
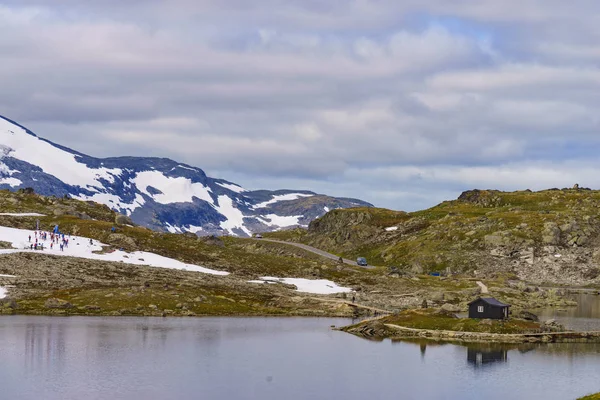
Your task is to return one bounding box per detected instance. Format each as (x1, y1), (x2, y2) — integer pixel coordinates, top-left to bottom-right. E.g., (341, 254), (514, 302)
(0, 115), (372, 236)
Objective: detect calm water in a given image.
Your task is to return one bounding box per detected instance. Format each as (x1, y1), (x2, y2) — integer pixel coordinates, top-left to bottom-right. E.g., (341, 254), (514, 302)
(0, 315), (599, 400)
(539, 293), (600, 331)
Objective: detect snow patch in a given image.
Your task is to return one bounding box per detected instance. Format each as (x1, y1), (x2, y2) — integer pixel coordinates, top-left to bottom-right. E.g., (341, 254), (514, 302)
(0, 117), (123, 188)
(0, 225), (229, 275)
(324, 206), (330, 212)
(260, 214), (303, 228)
(73, 193), (145, 215)
(176, 165), (198, 172)
(184, 225), (203, 233)
(253, 193), (314, 209)
(214, 195), (251, 236)
(216, 182), (246, 193)
(385, 226), (398, 232)
(165, 223), (182, 234)
(0, 286), (6, 299)
(256, 277), (352, 294)
(0, 177), (22, 187)
(0, 213), (45, 217)
(133, 171), (213, 205)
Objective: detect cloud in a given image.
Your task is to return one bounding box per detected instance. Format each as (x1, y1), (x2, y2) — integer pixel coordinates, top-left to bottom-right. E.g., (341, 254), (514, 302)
(1, 1), (600, 210)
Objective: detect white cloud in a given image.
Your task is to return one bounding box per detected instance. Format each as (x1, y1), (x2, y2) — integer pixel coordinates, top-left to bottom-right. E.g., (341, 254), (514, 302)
(2, 1), (600, 211)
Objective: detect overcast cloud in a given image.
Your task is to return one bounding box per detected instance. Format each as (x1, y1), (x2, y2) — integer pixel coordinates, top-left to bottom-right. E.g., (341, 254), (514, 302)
(1, 1), (600, 210)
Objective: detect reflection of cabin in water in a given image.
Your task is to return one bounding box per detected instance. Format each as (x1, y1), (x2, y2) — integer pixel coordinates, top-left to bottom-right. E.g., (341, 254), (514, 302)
(467, 348), (508, 367)
(468, 297), (510, 319)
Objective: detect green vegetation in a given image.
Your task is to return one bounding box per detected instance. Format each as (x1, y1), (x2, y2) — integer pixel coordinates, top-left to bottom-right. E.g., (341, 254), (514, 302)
(381, 309), (541, 334)
(299, 188), (600, 278)
(578, 393), (600, 400)
(0, 188), (581, 317)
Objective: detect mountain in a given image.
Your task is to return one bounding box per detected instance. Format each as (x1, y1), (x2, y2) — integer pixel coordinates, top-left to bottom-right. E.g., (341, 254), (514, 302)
(0, 115), (372, 236)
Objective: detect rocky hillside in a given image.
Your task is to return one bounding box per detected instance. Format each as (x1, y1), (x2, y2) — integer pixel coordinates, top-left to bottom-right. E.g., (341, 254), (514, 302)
(0, 115), (371, 236)
(290, 187), (600, 286)
(0, 189), (578, 316)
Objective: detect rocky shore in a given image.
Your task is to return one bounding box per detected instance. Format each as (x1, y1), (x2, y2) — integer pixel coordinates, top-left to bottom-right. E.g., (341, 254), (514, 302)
(339, 309), (600, 344)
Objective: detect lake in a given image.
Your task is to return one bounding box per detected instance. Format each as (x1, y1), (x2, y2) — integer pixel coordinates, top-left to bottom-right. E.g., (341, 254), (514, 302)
(539, 293), (600, 331)
(0, 310), (599, 399)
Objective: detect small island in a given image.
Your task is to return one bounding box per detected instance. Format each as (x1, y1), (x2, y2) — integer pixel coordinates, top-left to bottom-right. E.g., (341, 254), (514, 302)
(340, 307), (600, 344)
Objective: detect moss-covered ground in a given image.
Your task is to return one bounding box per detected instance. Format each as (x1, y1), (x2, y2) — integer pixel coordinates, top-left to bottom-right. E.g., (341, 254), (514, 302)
(381, 309), (541, 334)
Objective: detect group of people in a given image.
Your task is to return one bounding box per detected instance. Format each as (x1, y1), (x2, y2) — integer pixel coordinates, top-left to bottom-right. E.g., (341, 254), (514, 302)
(27, 230), (73, 252)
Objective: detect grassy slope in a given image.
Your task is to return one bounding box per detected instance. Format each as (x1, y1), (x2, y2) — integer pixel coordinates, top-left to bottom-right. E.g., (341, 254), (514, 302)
(381, 309), (540, 334)
(0, 190), (478, 317)
(284, 188), (600, 273)
(579, 394), (600, 400)
(0, 189), (578, 317)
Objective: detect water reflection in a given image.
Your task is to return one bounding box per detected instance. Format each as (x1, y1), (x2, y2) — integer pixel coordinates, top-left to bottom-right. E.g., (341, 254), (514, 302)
(538, 293), (600, 331)
(466, 346), (508, 368)
(1, 316), (600, 400)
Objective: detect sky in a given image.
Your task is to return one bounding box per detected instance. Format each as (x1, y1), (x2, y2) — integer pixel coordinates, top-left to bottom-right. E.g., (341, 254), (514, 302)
(1, 1), (600, 211)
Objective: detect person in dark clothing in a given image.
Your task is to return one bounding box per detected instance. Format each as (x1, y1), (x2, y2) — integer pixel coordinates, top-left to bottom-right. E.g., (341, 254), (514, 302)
(352, 294), (356, 303)
(338, 257), (343, 264)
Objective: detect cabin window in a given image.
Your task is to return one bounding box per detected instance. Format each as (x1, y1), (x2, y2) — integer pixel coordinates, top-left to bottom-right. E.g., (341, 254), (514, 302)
(477, 306), (484, 313)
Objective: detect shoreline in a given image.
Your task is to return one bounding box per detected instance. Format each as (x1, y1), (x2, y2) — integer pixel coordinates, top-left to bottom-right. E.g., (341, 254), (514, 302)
(339, 313), (600, 344)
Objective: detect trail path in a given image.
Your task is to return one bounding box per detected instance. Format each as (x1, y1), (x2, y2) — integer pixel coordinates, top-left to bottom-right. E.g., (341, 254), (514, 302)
(477, 281), (489, 294)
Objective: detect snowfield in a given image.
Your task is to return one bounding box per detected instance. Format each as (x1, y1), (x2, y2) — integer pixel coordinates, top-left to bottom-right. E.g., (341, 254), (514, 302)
(0, 118), (122, 188)
(216, 182), (246, 193)
(248, 277), (352, 294)
(0, 225), (229, 276)
(252, 193), (314, 209)
(0, 213), (46, 217)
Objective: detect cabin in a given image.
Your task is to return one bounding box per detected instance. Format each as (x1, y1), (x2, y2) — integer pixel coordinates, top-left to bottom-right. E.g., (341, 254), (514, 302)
(468, 297), (510, 320)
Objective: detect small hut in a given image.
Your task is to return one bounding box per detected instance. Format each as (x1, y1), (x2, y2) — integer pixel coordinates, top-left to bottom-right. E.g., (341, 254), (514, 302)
(468, 297), (510, 320)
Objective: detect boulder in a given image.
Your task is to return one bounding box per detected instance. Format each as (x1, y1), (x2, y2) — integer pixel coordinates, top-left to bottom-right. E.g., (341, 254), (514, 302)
(542, 222), (561, 245)
(115, 214), (134, 226)
(515, 310), (539, 322)
(107, 234), (137, 251)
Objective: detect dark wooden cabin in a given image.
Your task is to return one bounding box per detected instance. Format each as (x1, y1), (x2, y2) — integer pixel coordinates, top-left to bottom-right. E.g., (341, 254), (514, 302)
(468, 297), (510, 320)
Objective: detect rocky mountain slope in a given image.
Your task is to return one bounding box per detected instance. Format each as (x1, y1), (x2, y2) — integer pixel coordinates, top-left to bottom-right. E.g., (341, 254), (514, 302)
(275, 187), (600, 286)
(0, 190), (577, 316)
(0, 115), (371, 236)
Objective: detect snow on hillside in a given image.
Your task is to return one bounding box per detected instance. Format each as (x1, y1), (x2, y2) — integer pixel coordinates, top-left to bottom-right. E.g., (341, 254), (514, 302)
(0, 118), (122, 188)
(0, 212), (45, 217)
(214, 195), (251, 236)
(258, 214), (304, 228)
(133, 170), (214, 205)
(0, 225), (229, 275)
(0, 115), (372, 237)
(0, 224), (358, 296)
(253, 193), (314, 209)
(248, 277), (352, 294)
(74, 192), (146, 216)
(216, 182), (246, 193)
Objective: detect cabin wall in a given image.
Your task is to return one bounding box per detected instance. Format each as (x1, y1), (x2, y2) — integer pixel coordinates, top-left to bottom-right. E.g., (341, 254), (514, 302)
(468, 301), (508, 319)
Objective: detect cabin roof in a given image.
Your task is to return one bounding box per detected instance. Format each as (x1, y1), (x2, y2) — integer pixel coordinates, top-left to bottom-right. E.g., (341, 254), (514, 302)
(468, 297), (510, 307)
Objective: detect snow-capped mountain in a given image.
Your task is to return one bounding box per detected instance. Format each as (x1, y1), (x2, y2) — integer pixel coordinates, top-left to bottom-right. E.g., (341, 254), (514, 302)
(0, 115), (372, 236)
